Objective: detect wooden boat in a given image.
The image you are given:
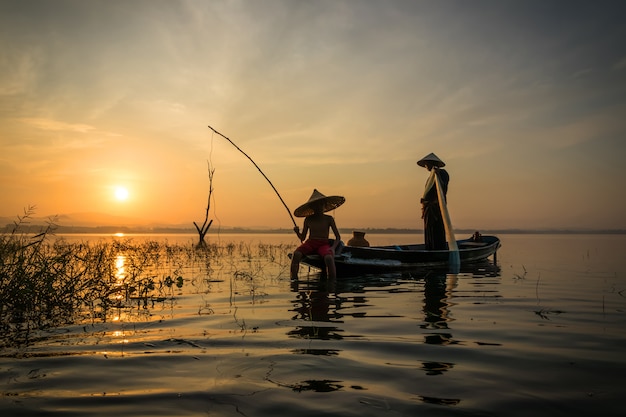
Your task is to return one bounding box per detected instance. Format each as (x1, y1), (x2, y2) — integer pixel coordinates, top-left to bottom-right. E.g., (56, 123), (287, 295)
(298, 234), (501, 276)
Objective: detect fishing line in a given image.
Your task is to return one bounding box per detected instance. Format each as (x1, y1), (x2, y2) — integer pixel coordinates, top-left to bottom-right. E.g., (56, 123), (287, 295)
(208, 125), (298, 228)
(207, 130), (222, 239)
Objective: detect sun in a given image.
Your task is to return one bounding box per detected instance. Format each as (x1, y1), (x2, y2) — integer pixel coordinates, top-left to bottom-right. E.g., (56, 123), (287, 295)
(114, 186), (129, 201)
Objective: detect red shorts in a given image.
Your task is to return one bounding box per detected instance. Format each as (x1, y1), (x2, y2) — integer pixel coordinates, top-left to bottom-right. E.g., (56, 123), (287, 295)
(296, 239), (332, 257)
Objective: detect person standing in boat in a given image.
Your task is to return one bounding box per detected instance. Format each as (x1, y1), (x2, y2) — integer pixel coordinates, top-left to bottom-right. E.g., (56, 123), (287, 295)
(418, 153), (450, 250)
(290, 189), (344, 280)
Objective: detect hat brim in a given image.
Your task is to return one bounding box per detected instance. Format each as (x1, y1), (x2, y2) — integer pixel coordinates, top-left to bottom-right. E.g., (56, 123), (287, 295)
(417, 152), (445, 168)
(417, 159), (445, 168)
(293, 196), (345, 217)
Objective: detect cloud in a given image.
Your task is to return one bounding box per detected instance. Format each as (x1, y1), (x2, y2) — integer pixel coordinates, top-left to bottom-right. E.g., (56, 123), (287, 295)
(20, 118), (96, 133)
(1, 1), (625, 228)
(0, 49), (40, 96)
(613, 57), (626, 70)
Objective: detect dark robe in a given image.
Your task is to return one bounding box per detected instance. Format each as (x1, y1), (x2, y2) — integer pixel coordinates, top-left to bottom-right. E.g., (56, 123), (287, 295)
(421, 168), (449, 250)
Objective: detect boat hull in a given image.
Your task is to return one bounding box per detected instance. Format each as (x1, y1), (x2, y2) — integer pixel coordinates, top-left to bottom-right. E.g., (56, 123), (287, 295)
(299, 235), (501, 276)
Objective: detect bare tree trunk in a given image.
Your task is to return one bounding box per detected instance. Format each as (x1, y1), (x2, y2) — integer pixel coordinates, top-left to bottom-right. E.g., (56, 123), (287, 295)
(194, 161), (215, 247)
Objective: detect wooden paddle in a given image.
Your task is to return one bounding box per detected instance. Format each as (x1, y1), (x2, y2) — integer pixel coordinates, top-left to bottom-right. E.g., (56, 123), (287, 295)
(434, 169), (460, 272)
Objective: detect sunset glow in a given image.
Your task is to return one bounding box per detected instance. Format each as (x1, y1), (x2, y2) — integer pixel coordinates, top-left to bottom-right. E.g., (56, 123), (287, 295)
(0, 2), (624, 231)
(114, 187), (129, 202)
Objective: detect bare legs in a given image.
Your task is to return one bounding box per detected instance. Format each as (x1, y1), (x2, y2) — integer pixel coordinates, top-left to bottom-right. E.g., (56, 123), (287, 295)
(324, 254), (337, 280)
(290, 251), (336, 280)
(290, 251), (303, 279)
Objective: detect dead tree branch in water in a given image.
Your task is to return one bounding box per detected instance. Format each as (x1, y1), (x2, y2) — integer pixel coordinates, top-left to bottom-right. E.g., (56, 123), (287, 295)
(194, 161), (214, 246)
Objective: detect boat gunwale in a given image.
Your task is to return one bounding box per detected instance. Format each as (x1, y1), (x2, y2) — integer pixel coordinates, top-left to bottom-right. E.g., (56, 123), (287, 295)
(299, 235), (500, 274)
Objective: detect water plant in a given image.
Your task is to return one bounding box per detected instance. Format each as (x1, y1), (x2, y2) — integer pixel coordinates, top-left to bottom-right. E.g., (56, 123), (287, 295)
(0, 210), (292, 347)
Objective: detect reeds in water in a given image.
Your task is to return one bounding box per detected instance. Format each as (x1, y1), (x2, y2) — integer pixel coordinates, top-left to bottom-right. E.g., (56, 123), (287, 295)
(0, 213), (292, 347)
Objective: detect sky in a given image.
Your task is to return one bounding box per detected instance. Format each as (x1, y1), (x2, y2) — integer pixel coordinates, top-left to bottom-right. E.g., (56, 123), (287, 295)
(1, 0), (625, 231)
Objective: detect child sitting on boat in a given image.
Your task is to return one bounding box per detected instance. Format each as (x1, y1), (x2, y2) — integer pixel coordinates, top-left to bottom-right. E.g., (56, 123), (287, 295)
(290, 189), (344, 280)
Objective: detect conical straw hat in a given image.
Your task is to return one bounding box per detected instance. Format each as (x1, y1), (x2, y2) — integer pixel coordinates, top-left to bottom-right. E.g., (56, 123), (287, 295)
(417, 152), (445, 167)
(293, 189), (345, 218)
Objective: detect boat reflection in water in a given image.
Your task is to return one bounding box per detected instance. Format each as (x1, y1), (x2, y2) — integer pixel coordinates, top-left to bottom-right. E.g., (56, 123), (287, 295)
(287, 260), (501, 395)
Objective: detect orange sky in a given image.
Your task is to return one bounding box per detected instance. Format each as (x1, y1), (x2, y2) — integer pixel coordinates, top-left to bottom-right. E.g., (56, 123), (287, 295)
(1, 1), (625, 231)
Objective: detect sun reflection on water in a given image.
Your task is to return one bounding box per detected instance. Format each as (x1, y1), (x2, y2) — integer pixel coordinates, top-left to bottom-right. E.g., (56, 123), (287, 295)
(115, 254), (126, 281)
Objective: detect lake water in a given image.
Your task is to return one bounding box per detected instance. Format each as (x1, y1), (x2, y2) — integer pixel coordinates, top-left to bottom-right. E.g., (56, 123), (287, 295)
(1, 233), (625, 416)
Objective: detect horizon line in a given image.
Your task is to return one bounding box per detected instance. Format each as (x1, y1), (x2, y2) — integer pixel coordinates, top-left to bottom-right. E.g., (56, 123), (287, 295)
(3, 224), (626, 235)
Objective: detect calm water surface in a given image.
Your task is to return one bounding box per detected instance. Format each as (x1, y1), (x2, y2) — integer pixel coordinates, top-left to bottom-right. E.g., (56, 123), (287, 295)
(1, 233), (625, 416)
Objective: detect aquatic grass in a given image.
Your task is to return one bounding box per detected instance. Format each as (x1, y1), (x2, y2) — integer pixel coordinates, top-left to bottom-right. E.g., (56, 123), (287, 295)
(0, 217), (292, 347)
(512, 265), (527, 281)
(0, 232), (75, 341)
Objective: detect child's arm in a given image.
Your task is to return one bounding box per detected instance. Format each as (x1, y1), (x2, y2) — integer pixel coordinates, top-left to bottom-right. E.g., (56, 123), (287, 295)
(294, 219), (309, 242)
(329, 217), (340, 250)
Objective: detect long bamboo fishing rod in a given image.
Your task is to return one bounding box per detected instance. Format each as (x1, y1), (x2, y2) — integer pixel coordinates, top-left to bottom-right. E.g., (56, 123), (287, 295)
(208, 125), (298, 228)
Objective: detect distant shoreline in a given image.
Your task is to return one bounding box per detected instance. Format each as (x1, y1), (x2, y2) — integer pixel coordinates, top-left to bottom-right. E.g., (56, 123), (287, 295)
(3, 224), (625, 235)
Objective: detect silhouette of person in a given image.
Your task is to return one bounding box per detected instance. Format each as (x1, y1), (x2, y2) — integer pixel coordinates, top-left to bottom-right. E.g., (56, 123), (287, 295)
(290, 189), (344, 279)
(418, 153), (450, 250)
